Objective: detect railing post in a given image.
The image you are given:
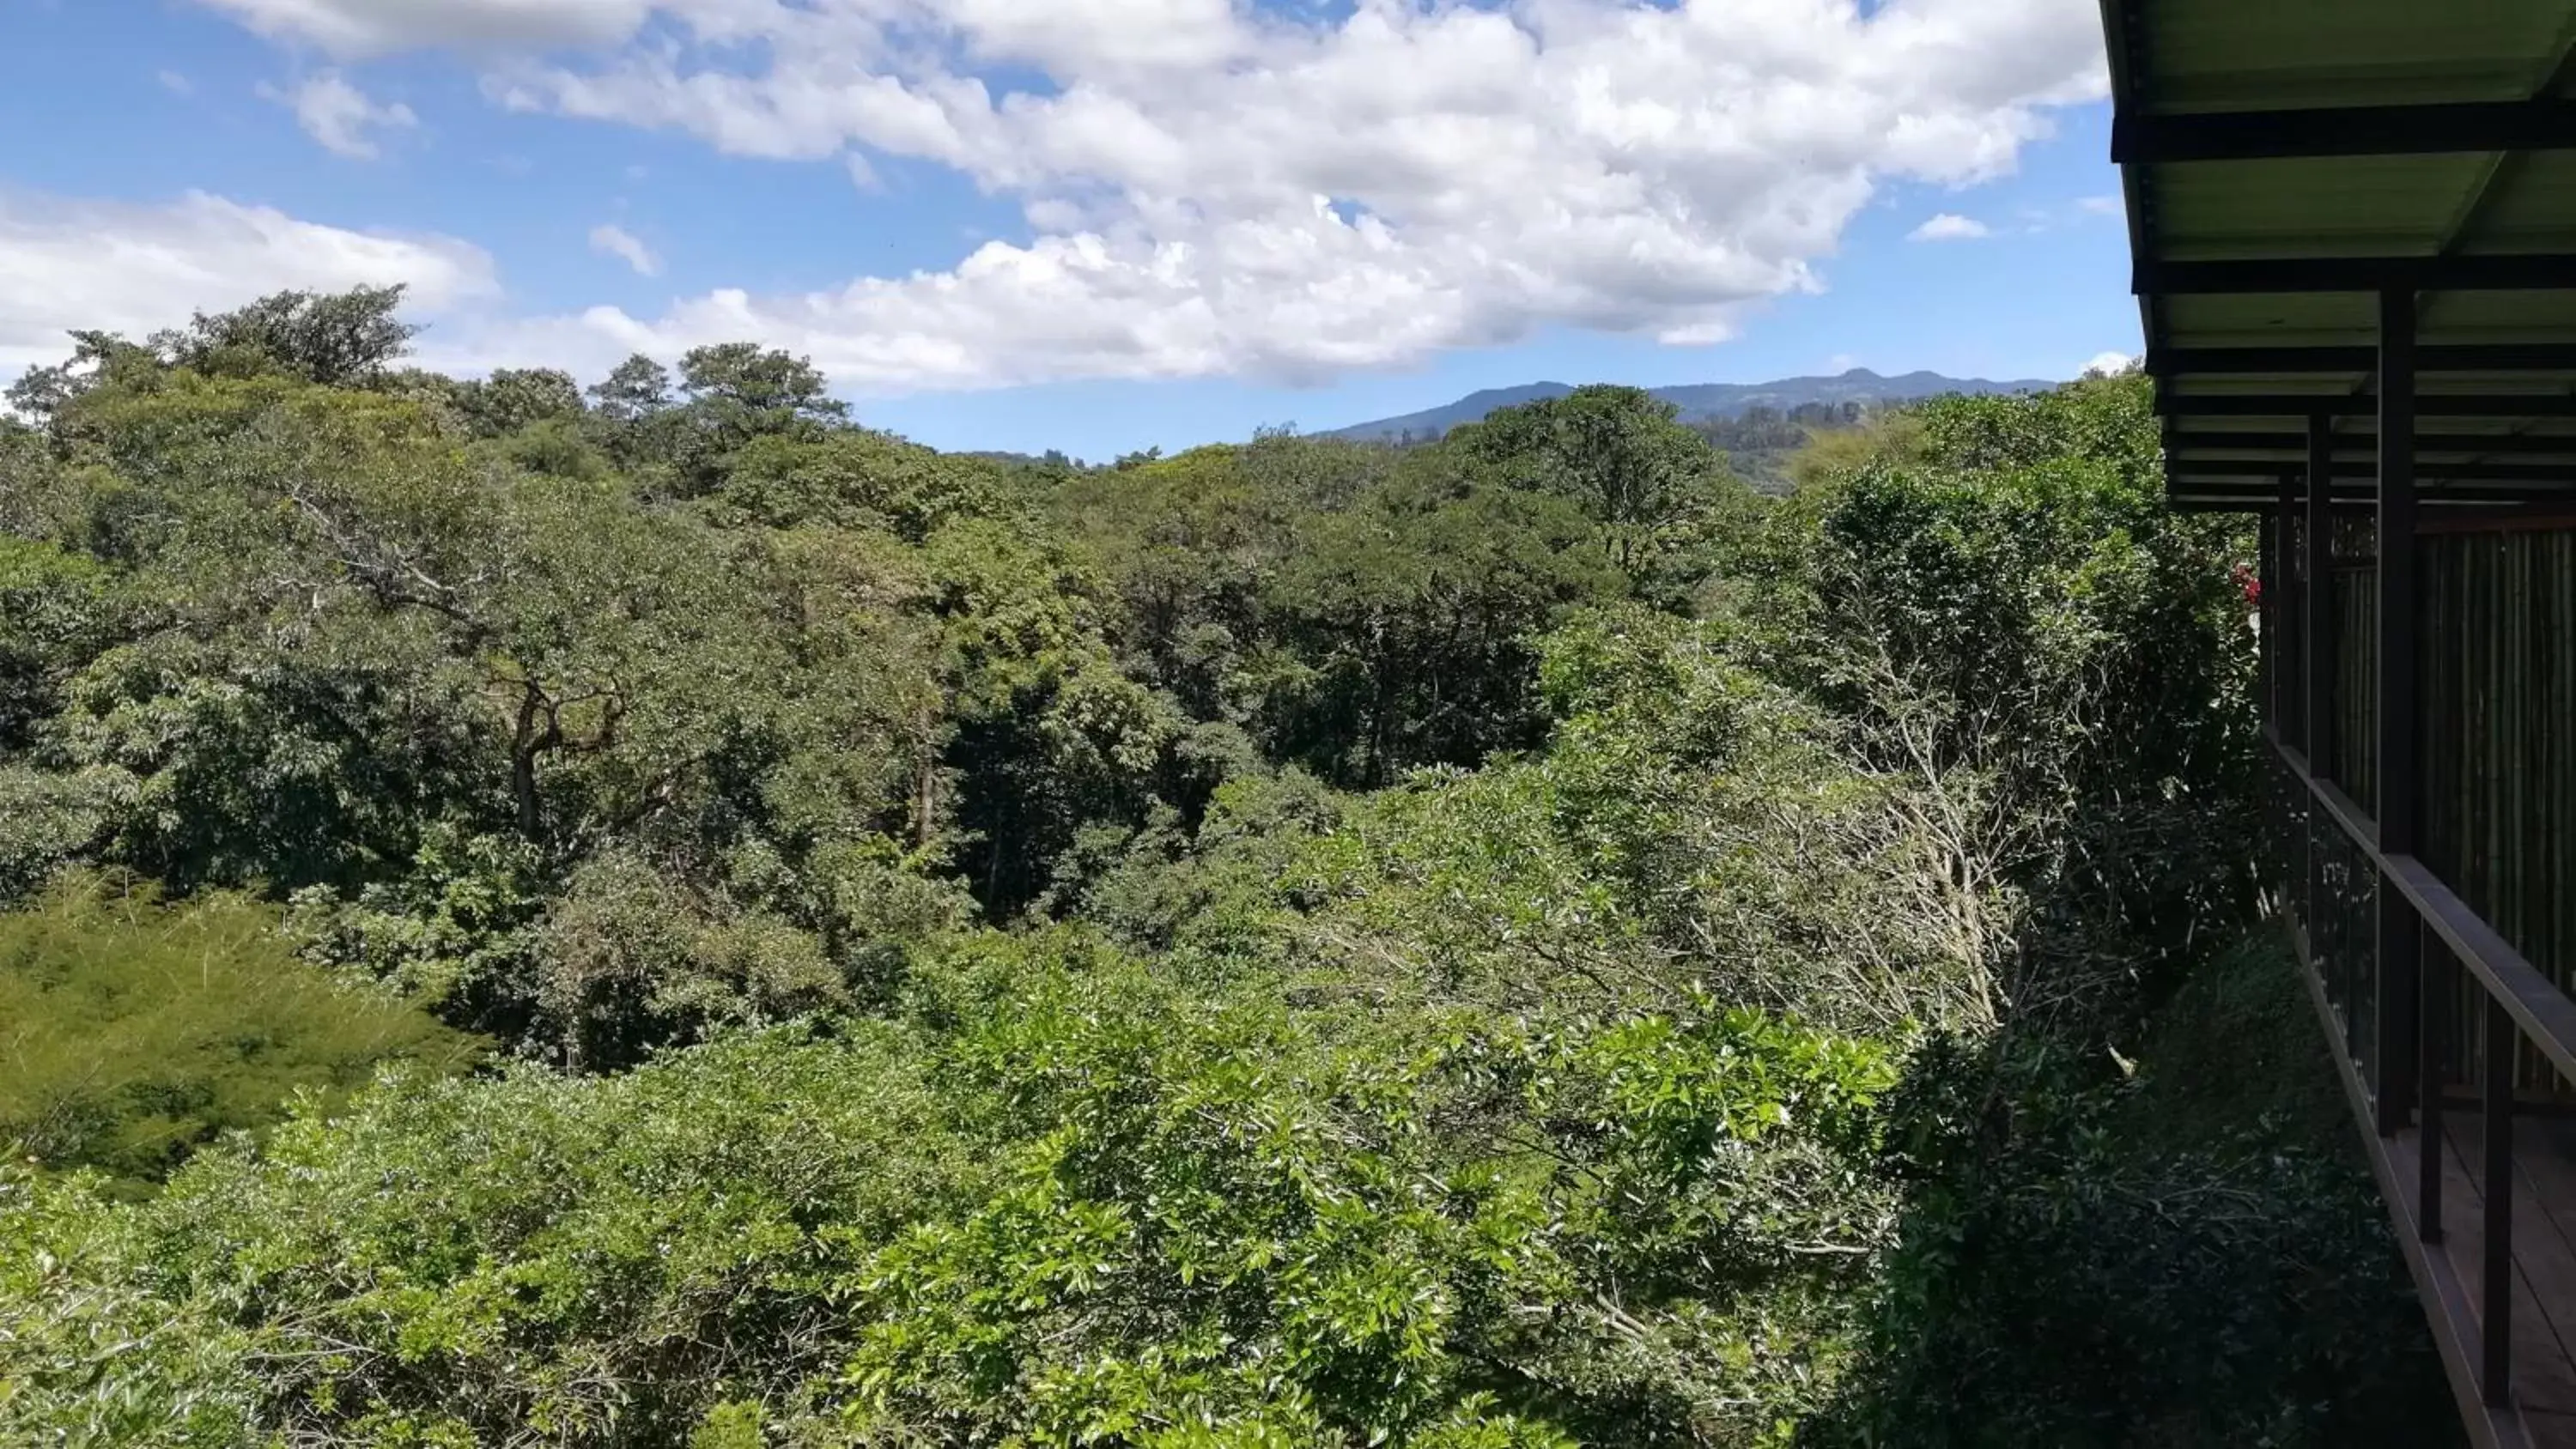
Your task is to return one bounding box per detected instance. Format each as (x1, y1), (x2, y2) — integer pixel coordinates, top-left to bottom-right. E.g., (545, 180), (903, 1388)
(2421, 922), (2445, 1243)
(2484, 996), (2514, 1406)
(2376, 285), (2420, 1137)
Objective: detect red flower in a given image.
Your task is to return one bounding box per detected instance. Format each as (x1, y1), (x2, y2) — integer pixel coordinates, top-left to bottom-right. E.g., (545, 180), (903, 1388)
(2229, 563), (2261, 607)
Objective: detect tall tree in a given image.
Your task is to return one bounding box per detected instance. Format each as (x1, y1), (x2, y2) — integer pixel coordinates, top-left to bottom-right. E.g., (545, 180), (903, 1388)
(1455, 384), (1728, 577)
(157, 285), (419, 387)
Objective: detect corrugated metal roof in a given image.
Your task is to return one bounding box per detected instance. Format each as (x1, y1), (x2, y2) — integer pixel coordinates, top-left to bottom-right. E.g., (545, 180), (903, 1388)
(2144, 4), (2569, 111)
(2108, 0), (2576, 507)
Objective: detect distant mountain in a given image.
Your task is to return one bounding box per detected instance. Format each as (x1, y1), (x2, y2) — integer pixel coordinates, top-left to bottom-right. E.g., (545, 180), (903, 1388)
(1324, 367), (2057, 443)
(1327, 383), (1583, 444)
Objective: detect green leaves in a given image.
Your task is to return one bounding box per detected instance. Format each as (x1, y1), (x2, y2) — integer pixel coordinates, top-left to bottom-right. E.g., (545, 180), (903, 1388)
(0, 919), (1897, 1447)
(842, 942), (1896, 1445)
(0, 300), (2334, 1445)
(0, 1168), (260, 1447)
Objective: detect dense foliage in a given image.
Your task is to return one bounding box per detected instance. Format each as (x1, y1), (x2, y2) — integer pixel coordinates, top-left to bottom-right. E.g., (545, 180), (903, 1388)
(0, 874), (477, 1191)
(0, 288), (2453, 1446)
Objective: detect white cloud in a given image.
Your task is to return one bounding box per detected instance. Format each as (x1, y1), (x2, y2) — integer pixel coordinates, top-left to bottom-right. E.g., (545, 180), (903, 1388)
(2081, 350), (2134, 377)
(259, 71), (419, 159)
(2077, 193), (2123, 216)
(0, 190), (499, 376)
(186, 0), (2109, 393)
(589, 221), (661, 276)
(157, 70), (196, 96)
(1908, 212), (1992, 242)
(196, 0), (662, 58)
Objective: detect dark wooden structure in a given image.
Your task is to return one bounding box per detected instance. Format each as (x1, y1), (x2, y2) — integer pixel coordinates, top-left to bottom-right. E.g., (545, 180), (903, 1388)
(2105, 3), (2576, 1444)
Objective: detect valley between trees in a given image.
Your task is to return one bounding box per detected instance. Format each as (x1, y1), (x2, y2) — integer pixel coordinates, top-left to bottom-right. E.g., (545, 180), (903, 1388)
(1, 288), (2454, 1445)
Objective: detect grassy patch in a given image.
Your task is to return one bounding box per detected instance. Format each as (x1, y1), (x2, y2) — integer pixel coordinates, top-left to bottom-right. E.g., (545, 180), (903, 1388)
(0, 872), (483, 1192)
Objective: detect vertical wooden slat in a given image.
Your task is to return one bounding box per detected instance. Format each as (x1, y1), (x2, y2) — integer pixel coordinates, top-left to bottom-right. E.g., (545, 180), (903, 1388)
(2415, 524), (2576, 1102)
(2306, 415), (2337, 778)
(2376, 286), (2419, 1136)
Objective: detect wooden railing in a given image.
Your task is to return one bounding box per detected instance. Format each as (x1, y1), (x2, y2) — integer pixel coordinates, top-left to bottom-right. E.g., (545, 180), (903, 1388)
(2270, 731), (2576, 1415)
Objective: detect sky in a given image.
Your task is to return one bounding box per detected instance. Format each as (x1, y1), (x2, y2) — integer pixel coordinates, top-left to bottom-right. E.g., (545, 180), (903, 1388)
(0, 0), (2142, 461)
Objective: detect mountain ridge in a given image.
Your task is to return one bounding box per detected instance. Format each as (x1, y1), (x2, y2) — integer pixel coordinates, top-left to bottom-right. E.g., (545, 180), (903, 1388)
(1325, 366), (2057, 442)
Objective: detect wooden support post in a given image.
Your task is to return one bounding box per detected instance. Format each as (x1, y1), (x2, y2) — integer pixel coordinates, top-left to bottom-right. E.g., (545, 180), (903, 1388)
(2485, 995), (2515, 1406)
(2279, 473), (2332, 1023)
(2275, 470), (2303, 755)
(2298, 422), (2335, 1031)
(2257, 511), (2278, 737)
(2377, 286), (2421, 1137)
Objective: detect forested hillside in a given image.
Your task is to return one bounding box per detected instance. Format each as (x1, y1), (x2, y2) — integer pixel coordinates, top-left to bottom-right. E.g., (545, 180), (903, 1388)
(0, 288), (2452, 1446)
(1323, 369), (2052, 452)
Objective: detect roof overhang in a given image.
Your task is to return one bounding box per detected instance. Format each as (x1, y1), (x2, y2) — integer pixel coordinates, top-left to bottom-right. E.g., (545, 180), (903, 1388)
(2104, 0), (2576, 511)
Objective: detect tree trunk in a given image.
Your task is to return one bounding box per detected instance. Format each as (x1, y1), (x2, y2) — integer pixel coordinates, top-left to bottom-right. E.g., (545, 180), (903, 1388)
(913, 704), (939, 849)
(512, 685), (545, 840)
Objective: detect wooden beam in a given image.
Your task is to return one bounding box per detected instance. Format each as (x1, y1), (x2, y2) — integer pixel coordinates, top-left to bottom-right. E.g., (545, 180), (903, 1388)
(2379, 855), (2576, 1091)
(2376, 285), (2420, 1143)
(2161, 394), (2576, 419)
(2152, 343), (2576, 373)
(2170, 485), (2570, 506)
(2415, 503), (2576, 534)
(2174, 499), (2576, 527)
(2168, 459), (2576, 484)
(2137, 254), (2576, 295)
(2112, 99), (2576, 163)
(2170, 430), (2576, 457)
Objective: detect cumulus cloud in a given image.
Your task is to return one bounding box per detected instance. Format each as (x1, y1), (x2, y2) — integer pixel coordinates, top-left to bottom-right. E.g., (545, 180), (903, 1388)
(185, 0), (2108, 392)
(1908, 212), (1992, 242)
(259, 71), (419, 158)
(2079, 350), (2134, 377)
(589, 221), (661, 276)
(0, 190), (498, 376)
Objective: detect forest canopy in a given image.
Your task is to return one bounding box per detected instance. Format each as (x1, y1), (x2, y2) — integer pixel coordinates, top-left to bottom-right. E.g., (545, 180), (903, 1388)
(0, 288), (2451, 1446)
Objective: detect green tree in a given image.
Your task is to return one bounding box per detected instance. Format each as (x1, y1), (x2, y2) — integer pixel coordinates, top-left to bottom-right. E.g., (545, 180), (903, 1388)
(1455, 384), (1734, 584)
(157, 285), (418, 387)
(446, 366), (587, 440)
(1261, 473), (1621, 785)
(589, 352), (674, 423)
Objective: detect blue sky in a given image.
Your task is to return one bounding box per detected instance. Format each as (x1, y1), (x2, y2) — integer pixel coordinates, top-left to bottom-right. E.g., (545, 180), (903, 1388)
(0, 0), (2135, 461)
